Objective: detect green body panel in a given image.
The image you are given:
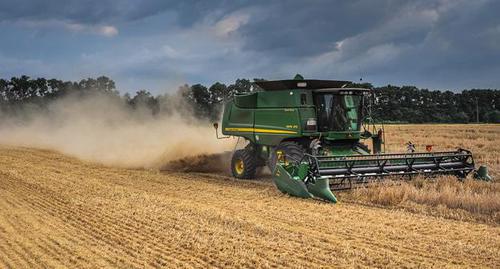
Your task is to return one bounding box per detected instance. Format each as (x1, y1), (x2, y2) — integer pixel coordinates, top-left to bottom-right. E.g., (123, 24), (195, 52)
(273, 165), (313, 199)
(299, 107), (316, 129)
(221, 100), (255, 142)
(222, 89), (318, 145)
(273, 163), (337, 203)
(474, 165), (492, 181)
(325, 131), (361, 140)
(344, 95), (361, 131)
(306, 179), (337, 203)
(314, 143), (365, 157)
(253, 108), (301, 145)
(234, 92), (257, 107)
(256, 89), (303, 107)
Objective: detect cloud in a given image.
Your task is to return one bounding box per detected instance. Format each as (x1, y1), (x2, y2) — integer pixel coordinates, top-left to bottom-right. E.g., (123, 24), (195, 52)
(0, 0), (240, 26)
(1, 0), (499, 92)
(214, 13), (250, 38)
(97, 25), (119, 37)
(65, 23), (119, 37)
(295, 2), (441, 74)
(271, 0), (500, 89)
(14, 19), (119, 37)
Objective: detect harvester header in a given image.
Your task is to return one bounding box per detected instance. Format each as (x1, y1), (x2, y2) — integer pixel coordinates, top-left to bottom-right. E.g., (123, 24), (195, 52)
(215, 75), (491, 202)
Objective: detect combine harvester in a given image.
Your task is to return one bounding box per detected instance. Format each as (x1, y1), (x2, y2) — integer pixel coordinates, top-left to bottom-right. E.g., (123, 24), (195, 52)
(214, 75), (491, 202)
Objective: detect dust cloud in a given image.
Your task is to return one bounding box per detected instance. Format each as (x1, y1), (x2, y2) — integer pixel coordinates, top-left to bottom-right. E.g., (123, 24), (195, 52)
(161, 152), (232, 173)
(0, 92), (235, 169)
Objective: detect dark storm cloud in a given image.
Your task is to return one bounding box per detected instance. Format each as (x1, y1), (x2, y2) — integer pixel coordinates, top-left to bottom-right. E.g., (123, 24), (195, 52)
(0, 0), (243, 25)
(236, 0), (398, 56)
(242, 0), (500, 90)
(0, 0), (124, 23)
(0, 0), (498, 92)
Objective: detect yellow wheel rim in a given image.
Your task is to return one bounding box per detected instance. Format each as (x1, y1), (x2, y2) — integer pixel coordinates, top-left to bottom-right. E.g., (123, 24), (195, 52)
(234, 159), (244, 175)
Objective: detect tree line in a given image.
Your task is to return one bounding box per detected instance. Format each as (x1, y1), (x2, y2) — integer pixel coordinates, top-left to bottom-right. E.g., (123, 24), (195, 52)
(0, 75), (498, 123)
(366, 84), (499, 123)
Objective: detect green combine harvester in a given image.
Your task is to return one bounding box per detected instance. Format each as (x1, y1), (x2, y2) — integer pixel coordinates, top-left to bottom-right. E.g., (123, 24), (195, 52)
(214, 75), (491, 202)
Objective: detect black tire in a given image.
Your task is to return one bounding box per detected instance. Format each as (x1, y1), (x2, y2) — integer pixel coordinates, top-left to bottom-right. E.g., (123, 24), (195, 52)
(231, 149), (257, 179)
(244, 143), (266, 167)
(268, 141), (306, 173)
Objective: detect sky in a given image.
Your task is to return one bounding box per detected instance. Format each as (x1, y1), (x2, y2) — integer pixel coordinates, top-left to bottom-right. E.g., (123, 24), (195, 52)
(0, 0), (499, 94)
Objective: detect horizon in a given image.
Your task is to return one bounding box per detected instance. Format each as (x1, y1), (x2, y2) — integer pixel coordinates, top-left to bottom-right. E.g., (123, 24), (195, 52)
(3, 74), (499, 95)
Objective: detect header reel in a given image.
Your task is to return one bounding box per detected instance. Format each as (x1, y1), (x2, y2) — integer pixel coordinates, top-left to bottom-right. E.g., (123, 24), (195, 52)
(272, 148), (488, 203)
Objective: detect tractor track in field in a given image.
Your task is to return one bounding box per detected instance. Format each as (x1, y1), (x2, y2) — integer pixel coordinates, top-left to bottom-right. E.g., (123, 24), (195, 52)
(0, 146), (499, 268)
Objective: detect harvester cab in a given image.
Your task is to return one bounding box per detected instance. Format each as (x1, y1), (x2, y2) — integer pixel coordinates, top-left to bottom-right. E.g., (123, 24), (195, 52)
(215, 75), (491, 202)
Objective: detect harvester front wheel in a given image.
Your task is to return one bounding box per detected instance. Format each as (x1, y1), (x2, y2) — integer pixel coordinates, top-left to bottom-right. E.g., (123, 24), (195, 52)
(231, 149), (257, 179)
(268, 141), (305, 173)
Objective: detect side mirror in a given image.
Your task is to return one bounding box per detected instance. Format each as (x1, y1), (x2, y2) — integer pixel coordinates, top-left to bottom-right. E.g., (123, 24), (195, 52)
(213, 122), (229, 139)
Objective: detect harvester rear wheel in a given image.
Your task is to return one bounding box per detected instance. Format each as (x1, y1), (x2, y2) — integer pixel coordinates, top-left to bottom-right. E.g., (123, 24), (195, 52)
(231, 149), (257, 179)
(268, 141), (305, 173)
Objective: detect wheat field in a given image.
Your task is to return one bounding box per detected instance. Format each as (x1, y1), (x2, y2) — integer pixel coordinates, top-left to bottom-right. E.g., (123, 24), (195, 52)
(344, 124), (500, 224)
(0, 124), (499, 268)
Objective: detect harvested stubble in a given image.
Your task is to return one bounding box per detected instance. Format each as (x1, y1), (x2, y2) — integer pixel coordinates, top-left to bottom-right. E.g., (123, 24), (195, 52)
(338, 124), (500, 224)
(346, 177), (500, 223)
(0, 145), (499, 268)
